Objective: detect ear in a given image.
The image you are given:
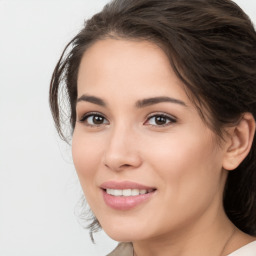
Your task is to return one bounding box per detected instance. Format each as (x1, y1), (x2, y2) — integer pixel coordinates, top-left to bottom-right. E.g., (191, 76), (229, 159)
(222, 113), (255, 171)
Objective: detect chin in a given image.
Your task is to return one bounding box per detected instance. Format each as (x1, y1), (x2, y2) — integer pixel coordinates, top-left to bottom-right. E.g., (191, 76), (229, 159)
(100, 218), (148, 242)
(105, 230), (143, 243)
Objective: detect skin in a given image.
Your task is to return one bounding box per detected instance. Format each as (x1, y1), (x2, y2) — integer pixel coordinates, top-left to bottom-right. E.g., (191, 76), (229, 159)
(72, 39), (255, 256)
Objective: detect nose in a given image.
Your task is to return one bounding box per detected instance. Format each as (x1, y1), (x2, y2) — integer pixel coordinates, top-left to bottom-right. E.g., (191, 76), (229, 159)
(103, 125), (142, 172)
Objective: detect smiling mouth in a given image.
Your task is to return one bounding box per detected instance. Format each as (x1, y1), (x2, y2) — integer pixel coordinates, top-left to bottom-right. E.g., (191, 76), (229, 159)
(102, 188), (156, 210)
(100, 181), (157, 210)
(104, 188), (156, 197)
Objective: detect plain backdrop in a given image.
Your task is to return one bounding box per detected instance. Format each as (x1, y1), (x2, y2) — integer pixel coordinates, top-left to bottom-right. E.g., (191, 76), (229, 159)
(0, 1), (255, 255)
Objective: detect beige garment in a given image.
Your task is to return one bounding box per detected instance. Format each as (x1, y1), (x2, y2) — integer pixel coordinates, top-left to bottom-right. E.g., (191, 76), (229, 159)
(107, 243), (133, 256)
(227, 241), (256, 256)
(107, 241), (256, 256)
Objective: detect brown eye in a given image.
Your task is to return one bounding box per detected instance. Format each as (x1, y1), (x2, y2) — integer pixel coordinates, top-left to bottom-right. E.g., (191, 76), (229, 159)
(146, 114), (176, 127)
(155, 116), (168, 125)
(80, 113), (109, 126)
(92, 115), (105, 124)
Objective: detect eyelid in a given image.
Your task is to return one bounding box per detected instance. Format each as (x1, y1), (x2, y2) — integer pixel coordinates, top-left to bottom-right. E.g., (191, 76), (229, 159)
(147, 112), (177, 121)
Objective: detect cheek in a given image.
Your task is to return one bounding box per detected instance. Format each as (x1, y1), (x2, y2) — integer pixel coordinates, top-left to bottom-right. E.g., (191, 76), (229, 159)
(72, 130), (103, 190)
(149, 130), (223, 204)
(139, 133), (225, 234)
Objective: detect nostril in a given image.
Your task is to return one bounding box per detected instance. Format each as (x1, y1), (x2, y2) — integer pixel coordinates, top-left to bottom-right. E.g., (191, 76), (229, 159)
(122, 164), (131, 167)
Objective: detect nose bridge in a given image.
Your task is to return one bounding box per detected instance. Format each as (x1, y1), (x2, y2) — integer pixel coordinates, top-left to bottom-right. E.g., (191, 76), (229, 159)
(103, 120), (141, 171)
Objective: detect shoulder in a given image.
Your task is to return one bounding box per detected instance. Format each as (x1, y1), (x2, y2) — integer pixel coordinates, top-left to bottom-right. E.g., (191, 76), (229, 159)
(107, 242), (133, 256)
(228, 241), (256, 256)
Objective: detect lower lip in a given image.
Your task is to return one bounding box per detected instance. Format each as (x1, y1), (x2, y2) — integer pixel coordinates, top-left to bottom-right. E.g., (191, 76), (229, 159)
(102, 190), (155, 210)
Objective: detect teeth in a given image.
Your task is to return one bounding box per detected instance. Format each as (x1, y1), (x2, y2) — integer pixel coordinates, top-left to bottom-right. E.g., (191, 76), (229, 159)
(139, 189), (147, 195)
(131, 189), (139, 196)
(113, 189), (122, 196)
(106, 189), (151, 197)
(123, 189), (131, 196)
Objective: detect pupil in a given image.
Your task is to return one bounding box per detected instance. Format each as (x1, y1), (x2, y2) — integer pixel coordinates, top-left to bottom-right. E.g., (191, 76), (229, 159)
(93, 116), (103, 124)
(156, 116), (166, 125)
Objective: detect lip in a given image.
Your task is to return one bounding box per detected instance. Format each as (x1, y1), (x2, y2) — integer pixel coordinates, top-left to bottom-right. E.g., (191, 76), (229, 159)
(100, 181), (156, 210)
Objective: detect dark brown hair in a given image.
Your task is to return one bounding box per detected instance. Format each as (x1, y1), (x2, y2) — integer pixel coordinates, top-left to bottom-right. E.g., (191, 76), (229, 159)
(49, 0), (256, 238)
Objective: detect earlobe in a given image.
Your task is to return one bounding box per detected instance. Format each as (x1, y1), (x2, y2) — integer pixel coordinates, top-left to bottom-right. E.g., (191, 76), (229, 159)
(222, 113), (255, 171)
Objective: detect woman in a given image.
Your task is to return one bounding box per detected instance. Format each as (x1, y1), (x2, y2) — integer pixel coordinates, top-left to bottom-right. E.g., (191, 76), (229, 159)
(49, 0), (256, 255)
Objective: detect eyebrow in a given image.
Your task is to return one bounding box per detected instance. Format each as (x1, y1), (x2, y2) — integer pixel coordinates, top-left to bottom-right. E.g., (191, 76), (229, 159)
(76, 94), (186, 108)
(76, 95), (106, 106)
(135, 96), (187, 108)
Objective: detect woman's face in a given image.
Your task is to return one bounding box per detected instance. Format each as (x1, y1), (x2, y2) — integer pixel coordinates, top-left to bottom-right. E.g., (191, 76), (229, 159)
(72, 39), (228, 242)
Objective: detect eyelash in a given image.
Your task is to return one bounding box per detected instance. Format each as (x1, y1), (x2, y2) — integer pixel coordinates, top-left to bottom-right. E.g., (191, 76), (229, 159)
(78, 112), (177, 127)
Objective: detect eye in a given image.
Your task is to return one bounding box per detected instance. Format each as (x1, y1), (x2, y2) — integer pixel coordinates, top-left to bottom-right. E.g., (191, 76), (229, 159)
(145, 113), (176, 127)
(79, 112), (109, 126)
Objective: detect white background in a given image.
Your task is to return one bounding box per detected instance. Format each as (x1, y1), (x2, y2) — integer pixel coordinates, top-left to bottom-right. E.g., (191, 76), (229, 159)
(0, 1), (255, 255)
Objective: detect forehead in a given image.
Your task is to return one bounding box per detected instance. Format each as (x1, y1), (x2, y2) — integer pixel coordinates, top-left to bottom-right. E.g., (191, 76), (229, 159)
(77, 38), (190, 105)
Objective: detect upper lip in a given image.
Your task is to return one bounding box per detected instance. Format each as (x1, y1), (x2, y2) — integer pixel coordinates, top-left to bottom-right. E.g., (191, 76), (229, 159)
(100, 181), (156, 190)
